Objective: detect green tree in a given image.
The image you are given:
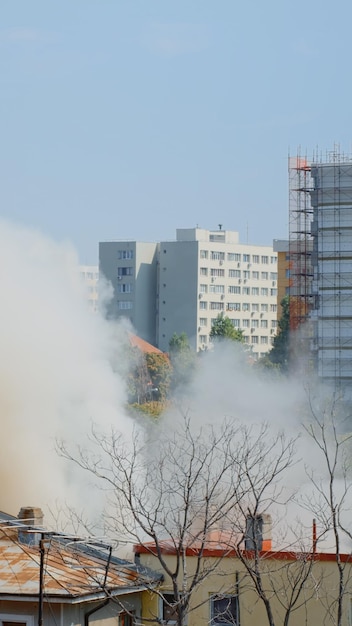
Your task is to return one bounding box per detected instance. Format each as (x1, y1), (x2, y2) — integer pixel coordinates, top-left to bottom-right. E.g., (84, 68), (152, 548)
(209, 313), (244, 343)
(169, 332), (196, 390)
(267, 295), (290, 371)
(145, 352), (173, 401)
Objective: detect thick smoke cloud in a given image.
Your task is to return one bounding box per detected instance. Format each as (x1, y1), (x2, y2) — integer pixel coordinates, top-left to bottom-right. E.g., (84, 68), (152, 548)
(0, 219), (132, 517)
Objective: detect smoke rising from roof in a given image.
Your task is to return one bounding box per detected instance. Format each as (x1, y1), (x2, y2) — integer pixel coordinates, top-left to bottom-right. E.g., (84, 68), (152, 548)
(0, 219), (132, 516)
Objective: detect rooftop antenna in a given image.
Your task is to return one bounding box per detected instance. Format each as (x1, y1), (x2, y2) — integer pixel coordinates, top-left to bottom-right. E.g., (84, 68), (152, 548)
(218, 224), (222, 230)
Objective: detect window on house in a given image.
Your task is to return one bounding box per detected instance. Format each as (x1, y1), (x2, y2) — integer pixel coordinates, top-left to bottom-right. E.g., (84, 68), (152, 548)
(243, 270), (250, 279)
(210, 302), (224, 310)
(243, 254), (250, 262)
(271, 320), (278, 328)
(162, 594), (178, 624)
(227, 303), (241, 311)
(271, 256), (277, 264)
(261, 256), (269, 264)
(118, 301), (133, 310)
(211, 268), (225, 277)
(252, 255), (259, 263)
(118, 250), (133, 260)
(261, 272), (268, 280)
(252, 303), (259, 312)
(252, 271), (259, 280)
(211, 251), (225, 260)
(260, 319), (268, 328)
(229, 269), (241, 278)
(117, 283), (133, 293)
(242, 287), (250, 295)
(251, 319), (259, 328)
(200, 250), (208, 259)
(199, 301), (208, 310)
(119, 613), (134, 626)
(261, 336), (268, 344)
(200, 335), (207, 343)
(228, 285), (241, 294)
(270, 272), (278, 280)
(117, 267), (133, 277)
(261, 288), (268, 296)
(232, 319), (240, 327)
(270, 288), (277, 296)
(251, 335), (259, 344)
(200, 267), (208, 276)
(270, 304), (277, 312)
(252, 287), (259, 296)
(261, 303), (268, 312)
(200, 284), (208, 293)
(209, 285), (225, 294)
(0, 616), (33, 626)
(242, 303), (250, 311)
(211, 594), (239, 626)
(199, 318), (208, 326)
(242, 319), (250, 327)
(228, 253), (241, 262)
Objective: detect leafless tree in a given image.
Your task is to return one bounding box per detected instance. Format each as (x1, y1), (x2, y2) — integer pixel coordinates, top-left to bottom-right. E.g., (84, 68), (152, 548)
(58, 415), (305, 626)
(302, 391), (352, 626)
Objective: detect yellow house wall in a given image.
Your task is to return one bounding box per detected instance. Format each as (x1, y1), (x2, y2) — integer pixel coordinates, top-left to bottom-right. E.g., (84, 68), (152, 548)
(139, 552), (352, 626)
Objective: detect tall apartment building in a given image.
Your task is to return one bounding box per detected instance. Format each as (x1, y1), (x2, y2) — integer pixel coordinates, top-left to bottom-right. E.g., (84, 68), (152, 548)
(157, 228), (278, 356)
(99, 229), (278, 357)
(99, 241), (159, 345)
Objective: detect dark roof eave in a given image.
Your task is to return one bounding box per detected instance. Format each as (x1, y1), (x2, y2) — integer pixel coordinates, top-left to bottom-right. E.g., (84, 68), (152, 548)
(0, 584), (158, 605)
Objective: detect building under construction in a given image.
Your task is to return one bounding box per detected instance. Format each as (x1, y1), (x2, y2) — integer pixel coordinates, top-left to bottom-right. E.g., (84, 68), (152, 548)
(289, 150), (352, 395)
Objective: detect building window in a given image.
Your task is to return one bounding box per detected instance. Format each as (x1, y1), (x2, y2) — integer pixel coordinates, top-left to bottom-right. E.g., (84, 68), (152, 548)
(211, 594), (239, 626)
(261, 272), (268, 280)
(244, 336), (250, 343)
(251, 319), (259, 328)
(199, 318), (208, 326)
(261, 336), (268, 344)
(261, 303), (268, 312)
(227, 303), (241, 311)
(270, 288), (277, 296)
(117, 267), (133, 277)
(200, 284), (208, 294)
(200, 250), (208, 259)
(251, 335), (259, 344)
(252, 303), (259, 312)
(270, 272), (278, 280)
(243, 254), (250, 262)
(200, 335), (207, 343)
(228, 285), (241, 294)
(232, 319), (240, 327)
(228, 253), (241, 262)
(209, 285), (225, 294)
(252, 271), (259, 280)
(252, 255), (259, 263)
(211, 251), (225, 261)
(211, 268), (225, 277)
(270, 304), (277, 312)
(0, 616), (34, 626)
(229, 269), (241, 278)
(210, 302), (224, 310)
(119, 613), (134, 626)
(117, 250), (133, 260)
(243, 270), (250, 279)
(271, 256), (277, 264)
(251, 287), (259, 296)
(117, 283), (133, 293)
(261, 256), (269, 264)
(242, 319), (250, 327)
(118, 301), (133, 310)
(261, 288), (268, 296)
(261, 319), (268, 328)
(271, 320), (278, 328)
(199, 301), (208, 310)
(162, 594), (177, 624)
(242, 287), (250, 295)
(200, 267), (208, 276)
(242, 303), (250, 311)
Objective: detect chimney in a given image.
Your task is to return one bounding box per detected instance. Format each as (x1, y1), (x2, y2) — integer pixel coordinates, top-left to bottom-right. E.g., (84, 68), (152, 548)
(245, 513), (272, 551)
(17, 507), (44, 546)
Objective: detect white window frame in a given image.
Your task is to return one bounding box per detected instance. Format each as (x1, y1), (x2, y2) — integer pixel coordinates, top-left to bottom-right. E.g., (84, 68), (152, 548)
(159, 593), (178, 625)
(0, 615), (34, 626)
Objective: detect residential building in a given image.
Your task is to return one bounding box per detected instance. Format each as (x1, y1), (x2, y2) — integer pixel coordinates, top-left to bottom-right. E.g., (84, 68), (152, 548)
(135, 520), (352, 626)
(99, 229), (278, 358)
(158, 228), (278, 357)
(99, 241), (159, 345)
(79, 265), (99, 312)
(0, 507), (161, 626)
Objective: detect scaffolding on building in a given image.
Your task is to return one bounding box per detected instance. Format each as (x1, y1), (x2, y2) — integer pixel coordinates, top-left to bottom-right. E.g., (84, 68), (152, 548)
(289, 148), (352, 394)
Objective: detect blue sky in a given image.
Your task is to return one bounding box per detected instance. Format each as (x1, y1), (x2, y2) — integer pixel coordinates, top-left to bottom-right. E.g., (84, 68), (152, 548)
(1, 0), (351, 263)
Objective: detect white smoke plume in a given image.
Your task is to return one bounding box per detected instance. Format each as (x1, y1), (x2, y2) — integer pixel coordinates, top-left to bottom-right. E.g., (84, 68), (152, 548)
(0, 219), (133, 518)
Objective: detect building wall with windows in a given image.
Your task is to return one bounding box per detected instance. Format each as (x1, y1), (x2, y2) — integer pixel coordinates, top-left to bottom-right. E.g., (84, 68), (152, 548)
(79, 265), (99, 312)
(138, 548), (352, 626)
(158, 228), (278, 356)
(273, 239), (290, 317)
(99, 241), (159, 345)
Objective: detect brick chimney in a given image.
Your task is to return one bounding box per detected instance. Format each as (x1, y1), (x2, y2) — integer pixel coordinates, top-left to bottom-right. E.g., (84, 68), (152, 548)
(17, 507), (44, 545)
